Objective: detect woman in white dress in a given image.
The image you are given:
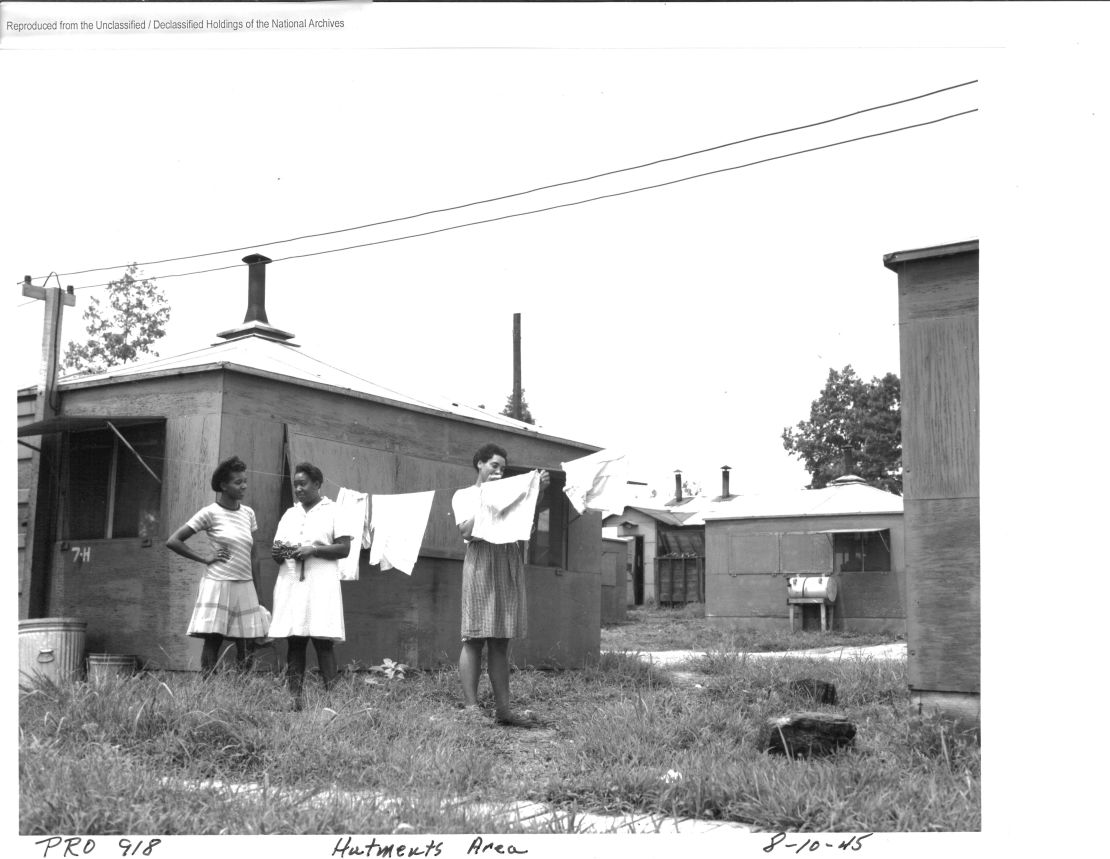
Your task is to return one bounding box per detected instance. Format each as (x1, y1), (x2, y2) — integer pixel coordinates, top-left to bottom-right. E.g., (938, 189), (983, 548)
(269, 462), (352, 710)
(166, 456), (269, 675)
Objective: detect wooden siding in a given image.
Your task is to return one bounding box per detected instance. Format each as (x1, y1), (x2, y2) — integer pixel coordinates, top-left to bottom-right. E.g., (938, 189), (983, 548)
(904, 498), (980, 692)
(600, 538), (628, 624)
(27, 367), (602, 669)
(895, 247), (980, 704)
(605, 508), (666, 603)
(48, 538), (200, 668)
(900, 314), (979, 500)
(780, 532), (834, 574)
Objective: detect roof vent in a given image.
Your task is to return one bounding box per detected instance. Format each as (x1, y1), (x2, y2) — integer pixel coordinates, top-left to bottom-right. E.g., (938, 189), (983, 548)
(216, 254), (297, 343)
(829, 474), (867, 486)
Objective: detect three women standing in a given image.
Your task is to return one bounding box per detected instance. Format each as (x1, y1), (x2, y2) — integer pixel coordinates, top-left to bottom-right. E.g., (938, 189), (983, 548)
(269, 462), (353, 710)
(167, 456), (270, 674)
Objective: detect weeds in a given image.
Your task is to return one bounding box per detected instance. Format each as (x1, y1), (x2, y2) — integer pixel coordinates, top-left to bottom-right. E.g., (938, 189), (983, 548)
(20, 613), (977, 834)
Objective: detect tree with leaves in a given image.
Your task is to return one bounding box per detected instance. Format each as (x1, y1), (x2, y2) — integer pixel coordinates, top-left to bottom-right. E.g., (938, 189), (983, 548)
(63, 264), (170, 375)
(781, 365), (902, 494)
(500, 389), (536, 425)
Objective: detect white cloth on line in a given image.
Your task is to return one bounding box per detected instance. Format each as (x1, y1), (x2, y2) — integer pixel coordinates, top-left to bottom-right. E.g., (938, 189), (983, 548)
(562, 449), (629, 514)
(335, 487), (370, 581)
(469, 470), (542, 544)
(369, 490), (435, 575)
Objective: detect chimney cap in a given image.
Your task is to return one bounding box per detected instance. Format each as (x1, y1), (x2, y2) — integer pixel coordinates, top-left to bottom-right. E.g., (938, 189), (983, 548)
(242, 253), (272, 265)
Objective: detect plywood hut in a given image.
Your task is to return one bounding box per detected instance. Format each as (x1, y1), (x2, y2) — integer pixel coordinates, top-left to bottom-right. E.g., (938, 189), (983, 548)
(884, 239), (979, 723)
(702, 476), (905, 634)
(17, 255), (604, 672)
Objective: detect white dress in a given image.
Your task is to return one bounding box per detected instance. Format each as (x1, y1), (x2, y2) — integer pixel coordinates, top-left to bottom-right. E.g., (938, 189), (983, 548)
(269, 497), (351, 641)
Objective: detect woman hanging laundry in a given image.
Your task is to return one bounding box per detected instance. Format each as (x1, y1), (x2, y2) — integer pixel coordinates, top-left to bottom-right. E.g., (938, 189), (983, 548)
(452, 443), (549, 727)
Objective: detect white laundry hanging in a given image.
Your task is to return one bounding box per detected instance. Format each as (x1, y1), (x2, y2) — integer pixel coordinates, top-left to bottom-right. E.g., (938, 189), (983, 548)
(562, 449), (629, 514)
(470, 470), (542, 544)
(368, 490), (436, 575)
(335, 487), (370, 581)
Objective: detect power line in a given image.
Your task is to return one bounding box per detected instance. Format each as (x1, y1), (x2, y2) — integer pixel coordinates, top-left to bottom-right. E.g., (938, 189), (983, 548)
(35, 80), (976, 282)
(56, 107), (977, 292)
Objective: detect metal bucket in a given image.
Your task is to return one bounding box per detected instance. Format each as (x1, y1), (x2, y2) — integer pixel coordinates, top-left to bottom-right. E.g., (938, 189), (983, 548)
(787, 575), (838, 602)
(86, 653), (138, 683)
(19, 617), (87, 685)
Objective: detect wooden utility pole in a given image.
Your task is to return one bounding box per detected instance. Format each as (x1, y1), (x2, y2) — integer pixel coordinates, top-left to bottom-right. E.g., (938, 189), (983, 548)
(512, 312), (522, 421)
(20, 275), (75, 618)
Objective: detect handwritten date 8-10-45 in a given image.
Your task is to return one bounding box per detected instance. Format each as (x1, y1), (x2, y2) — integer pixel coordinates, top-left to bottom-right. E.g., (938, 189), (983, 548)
(763, 833), (872, 853)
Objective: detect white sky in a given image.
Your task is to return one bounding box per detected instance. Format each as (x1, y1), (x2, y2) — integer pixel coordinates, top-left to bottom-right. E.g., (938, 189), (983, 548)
(4, 2), (990, 500)
(4, 2), (1109, 852)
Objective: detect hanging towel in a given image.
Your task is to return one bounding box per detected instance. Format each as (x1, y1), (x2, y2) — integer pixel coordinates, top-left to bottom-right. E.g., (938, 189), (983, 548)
(562, 449), (629, 514)
(471, 470), (542, 544)
(335, 487), (370, 581)
(368, 490), (436, 575)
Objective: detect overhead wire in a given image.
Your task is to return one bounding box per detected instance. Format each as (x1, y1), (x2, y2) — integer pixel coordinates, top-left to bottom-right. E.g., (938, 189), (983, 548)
(32, 80), (977, 282)
(52, 107), (978, 292)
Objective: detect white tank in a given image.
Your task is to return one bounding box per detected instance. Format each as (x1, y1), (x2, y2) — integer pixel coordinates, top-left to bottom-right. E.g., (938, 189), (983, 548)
(787, 575), (838, 602)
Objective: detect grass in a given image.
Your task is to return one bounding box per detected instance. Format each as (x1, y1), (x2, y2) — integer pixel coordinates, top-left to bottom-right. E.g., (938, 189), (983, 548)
(601, 602), (901, 652)
(20, 608), (977, 835)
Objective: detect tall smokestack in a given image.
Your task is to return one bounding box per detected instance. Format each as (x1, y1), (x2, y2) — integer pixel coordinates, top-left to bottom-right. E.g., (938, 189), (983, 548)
(721, 465), (731, 498)
(674, 470), (683, 503)
(243, 253), (272, 324)
(216, 253), (296, 343)
(512, 312), (522, 420)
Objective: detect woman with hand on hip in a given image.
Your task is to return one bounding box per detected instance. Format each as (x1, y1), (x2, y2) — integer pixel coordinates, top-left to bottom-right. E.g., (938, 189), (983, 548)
(270, 462), (352, 710)
(451, 443), (549, 727)
(166, 456), (269, 675)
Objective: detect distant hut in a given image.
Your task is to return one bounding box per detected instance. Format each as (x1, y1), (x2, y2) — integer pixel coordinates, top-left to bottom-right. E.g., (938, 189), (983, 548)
(702, 476), (905, 634)
(17, 255), (604, 672)
(884, 239), (979, 723)
(604, 470), (708, 606)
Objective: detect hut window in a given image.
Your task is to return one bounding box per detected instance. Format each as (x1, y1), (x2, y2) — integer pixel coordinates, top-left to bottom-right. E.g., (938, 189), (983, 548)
(833, 530), (891, 572)
(66, 423), (165, 540)
(505, 467), (568, 568)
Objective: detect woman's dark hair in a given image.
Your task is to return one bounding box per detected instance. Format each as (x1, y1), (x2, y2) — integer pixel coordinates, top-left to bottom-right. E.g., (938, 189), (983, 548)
(294, 462), (324, 486)
(472, 443), (508, 471)
(211, 456), (248, 492)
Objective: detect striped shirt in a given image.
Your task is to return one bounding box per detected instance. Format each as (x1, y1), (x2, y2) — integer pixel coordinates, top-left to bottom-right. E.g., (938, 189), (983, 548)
(186, 503), (257, 582)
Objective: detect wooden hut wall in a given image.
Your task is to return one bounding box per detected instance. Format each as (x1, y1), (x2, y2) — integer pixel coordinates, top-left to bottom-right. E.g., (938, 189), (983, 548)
(605, 508), (662, 603)
(705, 513), (905, 633)
(600, 537), (629, 624)
(895, 249), (980, 717)
(18, 390), (38, 614)
(222, 372), (601, 670)
(39, 373), (228, 668)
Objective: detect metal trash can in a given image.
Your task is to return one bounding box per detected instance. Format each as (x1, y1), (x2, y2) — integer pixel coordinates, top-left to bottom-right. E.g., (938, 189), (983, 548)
(19, 617), (87, 685)
(86, 653), (138, 683)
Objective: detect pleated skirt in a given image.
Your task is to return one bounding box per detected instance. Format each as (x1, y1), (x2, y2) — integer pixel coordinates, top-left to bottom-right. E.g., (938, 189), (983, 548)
(187, 578), (270, 639)
(461, 540), (526, 641)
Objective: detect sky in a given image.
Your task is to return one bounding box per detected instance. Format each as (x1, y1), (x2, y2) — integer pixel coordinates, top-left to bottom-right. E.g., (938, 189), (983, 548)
(3, 2), (989, 502)
(4, 2), (1110, 853)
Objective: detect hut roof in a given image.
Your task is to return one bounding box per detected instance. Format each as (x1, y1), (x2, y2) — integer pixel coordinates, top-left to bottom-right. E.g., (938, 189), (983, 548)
(46, 333), (596, 448)
(698, 476), (903, 523)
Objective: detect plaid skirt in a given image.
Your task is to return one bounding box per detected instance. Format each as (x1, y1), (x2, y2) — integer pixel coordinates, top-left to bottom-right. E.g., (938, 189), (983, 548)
(461, 540), (526, 640)
(187, 578), (270, 639)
